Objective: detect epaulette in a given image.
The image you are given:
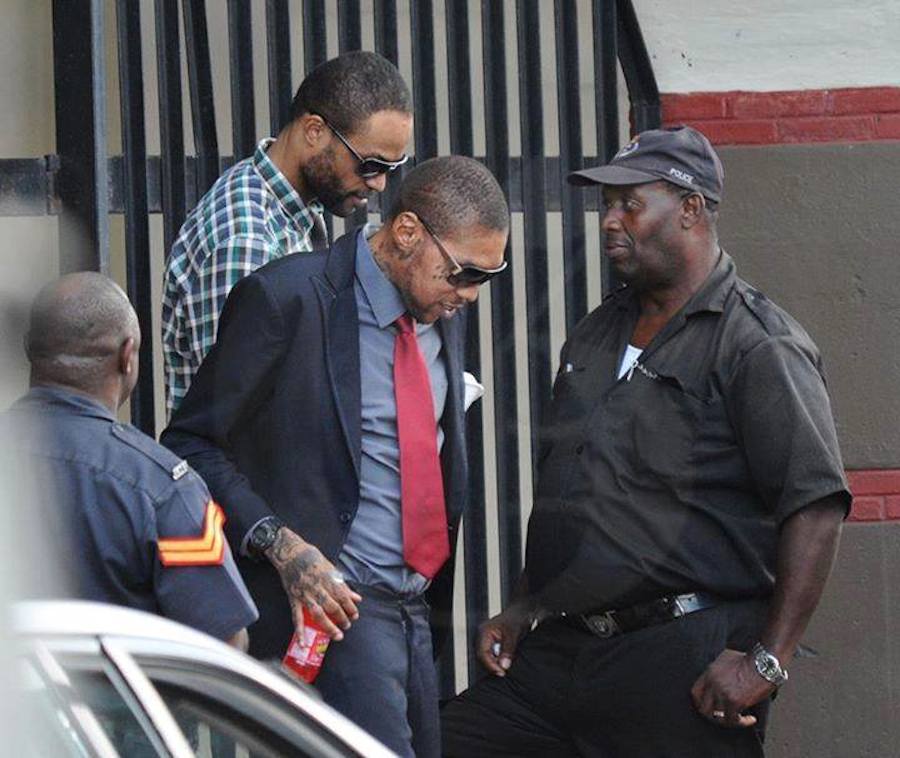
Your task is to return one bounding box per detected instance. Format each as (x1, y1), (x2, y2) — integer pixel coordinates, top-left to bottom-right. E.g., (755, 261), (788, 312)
(110, 423), (191, 480)
(737, 284), (791, 337)
(739, 285), (790, 336)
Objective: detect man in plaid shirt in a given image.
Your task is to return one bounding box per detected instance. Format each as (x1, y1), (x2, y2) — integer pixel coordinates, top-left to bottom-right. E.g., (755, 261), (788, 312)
(162, 51), (412, 415)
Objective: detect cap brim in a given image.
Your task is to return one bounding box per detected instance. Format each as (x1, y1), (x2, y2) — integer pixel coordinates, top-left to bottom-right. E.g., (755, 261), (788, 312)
(567, 164), (660, 187)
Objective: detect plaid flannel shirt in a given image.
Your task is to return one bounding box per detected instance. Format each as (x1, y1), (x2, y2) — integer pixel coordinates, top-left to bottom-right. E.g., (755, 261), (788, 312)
(162, 138), (324, 416)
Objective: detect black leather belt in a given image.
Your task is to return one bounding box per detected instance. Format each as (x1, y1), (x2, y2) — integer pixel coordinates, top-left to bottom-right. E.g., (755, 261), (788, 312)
(565, 592), (719, 639)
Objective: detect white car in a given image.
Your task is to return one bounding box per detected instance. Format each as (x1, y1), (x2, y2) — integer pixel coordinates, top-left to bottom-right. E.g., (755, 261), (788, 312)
(10, 600), (397, 757)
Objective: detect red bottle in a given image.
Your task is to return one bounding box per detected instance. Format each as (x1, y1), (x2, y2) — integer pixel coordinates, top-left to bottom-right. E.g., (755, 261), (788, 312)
(282, 607), (331, 683)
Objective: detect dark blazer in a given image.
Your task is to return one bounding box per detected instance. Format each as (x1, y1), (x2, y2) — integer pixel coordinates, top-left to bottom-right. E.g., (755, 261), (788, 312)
(161, 230), (468, 659)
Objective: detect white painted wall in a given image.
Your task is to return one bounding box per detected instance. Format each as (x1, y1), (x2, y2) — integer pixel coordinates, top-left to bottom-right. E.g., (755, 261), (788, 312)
(633, 0), (900, 93)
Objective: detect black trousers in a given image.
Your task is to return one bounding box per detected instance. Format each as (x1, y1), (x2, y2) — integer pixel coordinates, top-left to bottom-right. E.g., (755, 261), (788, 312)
(442, 599), (770, 758)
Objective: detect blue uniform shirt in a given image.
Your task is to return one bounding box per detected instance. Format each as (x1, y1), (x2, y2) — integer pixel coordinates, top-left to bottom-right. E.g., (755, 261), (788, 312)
(1, 387), (258, 641)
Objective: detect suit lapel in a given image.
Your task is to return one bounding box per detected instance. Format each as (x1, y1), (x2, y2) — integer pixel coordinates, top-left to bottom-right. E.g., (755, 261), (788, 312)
(438, 314), (467, 525)
(315, 232), (362, 480)
(439, 316), (464, 422)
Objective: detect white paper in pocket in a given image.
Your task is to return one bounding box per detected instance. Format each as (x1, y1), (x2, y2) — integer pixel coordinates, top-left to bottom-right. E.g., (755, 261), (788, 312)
(463, 371), (485, 411)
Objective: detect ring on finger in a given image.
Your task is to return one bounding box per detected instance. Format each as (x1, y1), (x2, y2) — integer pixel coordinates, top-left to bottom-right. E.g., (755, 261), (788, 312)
(328, 570), (346, 584)
(712, 710), (726, 719)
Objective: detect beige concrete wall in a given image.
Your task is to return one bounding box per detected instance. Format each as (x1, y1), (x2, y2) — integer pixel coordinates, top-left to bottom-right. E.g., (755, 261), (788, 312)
(716, 142), (900, 469)
(0, 0), (57, 407)
(707, 140), (900, 756)
(768, 522), (900, 756)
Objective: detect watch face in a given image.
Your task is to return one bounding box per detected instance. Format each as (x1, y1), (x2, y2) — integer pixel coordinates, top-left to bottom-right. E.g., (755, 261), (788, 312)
(251, 519), (281, 553)
(254, 523), (272, 543)
(753, 645), (787, 684)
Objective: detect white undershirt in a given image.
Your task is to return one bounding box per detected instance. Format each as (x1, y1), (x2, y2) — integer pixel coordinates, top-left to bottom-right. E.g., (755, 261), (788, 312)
(617, 344), (643, 380)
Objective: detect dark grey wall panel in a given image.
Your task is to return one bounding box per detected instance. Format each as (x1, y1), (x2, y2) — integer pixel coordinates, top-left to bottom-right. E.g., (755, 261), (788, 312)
(767, 522), (900, 757)
(715, 142), (900, 470)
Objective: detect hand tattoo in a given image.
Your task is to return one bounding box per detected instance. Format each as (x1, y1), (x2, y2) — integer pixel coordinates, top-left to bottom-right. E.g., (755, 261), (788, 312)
(268, 529), (336, 608)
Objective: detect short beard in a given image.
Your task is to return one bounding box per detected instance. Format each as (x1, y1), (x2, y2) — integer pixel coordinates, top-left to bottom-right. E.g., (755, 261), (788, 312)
(300, 146), (360, 218)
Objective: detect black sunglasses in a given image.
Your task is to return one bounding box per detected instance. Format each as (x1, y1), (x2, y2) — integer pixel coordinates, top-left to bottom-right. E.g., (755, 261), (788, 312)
(417, 216), (508, 287)
(314, 112), (409, 178)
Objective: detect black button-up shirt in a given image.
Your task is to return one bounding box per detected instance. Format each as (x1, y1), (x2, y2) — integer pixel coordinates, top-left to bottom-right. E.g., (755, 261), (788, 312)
(525, 252), (850, 615)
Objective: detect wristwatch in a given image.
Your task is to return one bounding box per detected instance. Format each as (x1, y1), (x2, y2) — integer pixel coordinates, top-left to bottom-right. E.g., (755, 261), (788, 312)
(751, 643), (789, 687)
(248, 516), (285, 559)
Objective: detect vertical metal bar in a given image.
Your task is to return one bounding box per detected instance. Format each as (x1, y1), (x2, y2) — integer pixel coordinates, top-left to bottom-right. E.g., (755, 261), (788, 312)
(182, 0), (220, 197)
(266, 0), (293, 136)
(116, 0), (155, 435)
(410, 1), (438, 160)
(446, 0), (486, 688)
(303, 0), (329, 74)
(303, 0), (331, 240)
(155, 0), (187, 256)
(52, 0), (109, 273)
(373, 0), (399, 66)
(554, 0), (587, 331)
(338, 0), (362, 53)
(482, 0), (521, 608)
(445, 1), (473, 157)
(227, 0), (257, 161)
(516, 0), (552, 489)
(616, 0), (660, 132)
(373, 0), (401, 222)
(594, 0), (620, 162)
(594, 0), (620, 296)
(338, 0), (368, 233)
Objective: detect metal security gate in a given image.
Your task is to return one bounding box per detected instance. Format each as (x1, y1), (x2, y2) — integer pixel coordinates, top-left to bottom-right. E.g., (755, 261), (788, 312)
(2, 0), (659, 695)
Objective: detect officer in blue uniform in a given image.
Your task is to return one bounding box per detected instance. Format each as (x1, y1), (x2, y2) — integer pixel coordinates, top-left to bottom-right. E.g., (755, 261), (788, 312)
(1, 272), (257, 647)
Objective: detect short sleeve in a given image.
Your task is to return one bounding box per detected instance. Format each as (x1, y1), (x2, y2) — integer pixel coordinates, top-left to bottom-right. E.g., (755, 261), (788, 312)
(727, 335), (851, 524)
(152, 473), (258, 640)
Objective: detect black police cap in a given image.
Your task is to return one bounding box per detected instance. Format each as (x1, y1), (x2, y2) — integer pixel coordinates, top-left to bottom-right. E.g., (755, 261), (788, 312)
(568, 125), (724, 203)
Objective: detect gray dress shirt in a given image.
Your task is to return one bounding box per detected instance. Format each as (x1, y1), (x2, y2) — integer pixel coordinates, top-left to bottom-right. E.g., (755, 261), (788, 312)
(337, 232), (449, 596)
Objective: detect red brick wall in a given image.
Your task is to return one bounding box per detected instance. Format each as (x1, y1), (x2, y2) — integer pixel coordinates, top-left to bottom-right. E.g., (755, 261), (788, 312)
(661, 87), (900, 145)
(847, 470), (900, 522)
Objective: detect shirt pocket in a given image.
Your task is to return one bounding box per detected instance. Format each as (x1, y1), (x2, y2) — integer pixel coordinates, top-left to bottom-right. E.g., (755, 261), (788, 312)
(627, 371), (707, 481)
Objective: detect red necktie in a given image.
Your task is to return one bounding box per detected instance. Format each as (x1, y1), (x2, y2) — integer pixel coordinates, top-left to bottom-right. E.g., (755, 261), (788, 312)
(393, 314), (450, 578)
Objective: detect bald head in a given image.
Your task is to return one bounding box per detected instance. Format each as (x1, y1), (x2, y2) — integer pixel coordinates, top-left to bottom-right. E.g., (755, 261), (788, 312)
(26, 273), (140, 401)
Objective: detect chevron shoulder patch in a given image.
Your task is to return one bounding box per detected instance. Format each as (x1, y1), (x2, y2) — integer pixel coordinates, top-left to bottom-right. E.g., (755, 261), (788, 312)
(158, 501), (226, 567)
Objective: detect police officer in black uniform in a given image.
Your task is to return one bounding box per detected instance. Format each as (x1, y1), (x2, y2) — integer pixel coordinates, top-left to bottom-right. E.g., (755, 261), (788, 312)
(1, 272), (257, 647)
(442, 127), (849, 757)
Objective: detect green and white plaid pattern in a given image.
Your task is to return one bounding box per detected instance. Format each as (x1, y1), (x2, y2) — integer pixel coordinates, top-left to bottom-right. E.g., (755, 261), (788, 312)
(162, 138), (324, 416)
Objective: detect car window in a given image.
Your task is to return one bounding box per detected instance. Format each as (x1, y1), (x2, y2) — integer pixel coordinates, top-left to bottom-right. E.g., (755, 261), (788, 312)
(63, 667), (158, 757)
(155, 683), (300, 758)
(17, 657), (97, 757)
(144, 665), (358, 758)
(17, 646), (157, 758)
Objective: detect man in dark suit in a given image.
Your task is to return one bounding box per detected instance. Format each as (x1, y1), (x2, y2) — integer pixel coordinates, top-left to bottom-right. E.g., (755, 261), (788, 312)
(162, 155), (509, 757)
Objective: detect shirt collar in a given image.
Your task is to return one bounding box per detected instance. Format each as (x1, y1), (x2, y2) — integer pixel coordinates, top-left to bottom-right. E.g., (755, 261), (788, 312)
(612, 248), (735, 316)
(355, 230), (407, 329)
(252, 138), (324, 227)
(682, 248), (735, 316)
(13, 386), (117, 423)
